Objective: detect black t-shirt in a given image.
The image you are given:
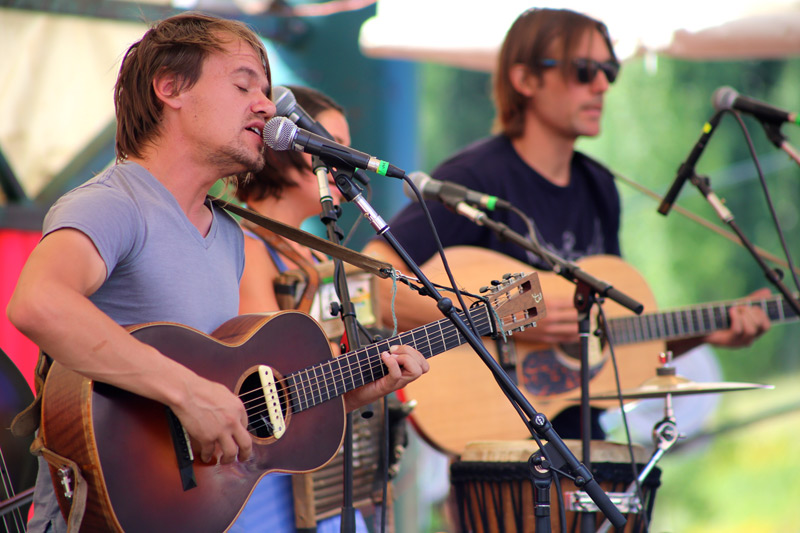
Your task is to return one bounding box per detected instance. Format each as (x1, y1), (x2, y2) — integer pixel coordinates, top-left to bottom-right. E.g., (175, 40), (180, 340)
(389, 135), (621, 269)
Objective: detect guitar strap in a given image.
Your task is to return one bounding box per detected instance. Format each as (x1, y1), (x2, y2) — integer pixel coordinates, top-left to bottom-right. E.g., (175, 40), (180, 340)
(241, 219), (320, 314)
(31, 436), (88, 533)
(10, 352), (49, 438)
(10, 353), (89, 532)
(210, 197), (393, 279)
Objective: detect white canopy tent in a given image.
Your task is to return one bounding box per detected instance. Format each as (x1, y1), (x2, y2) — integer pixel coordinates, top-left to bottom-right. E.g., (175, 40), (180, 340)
(4, 1), (800, 199)
(0, 10), (146, 197)
(359, 0), (800, 71)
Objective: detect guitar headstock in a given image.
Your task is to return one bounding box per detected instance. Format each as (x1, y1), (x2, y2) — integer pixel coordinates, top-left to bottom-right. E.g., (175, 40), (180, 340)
(482, 272), (546, 335)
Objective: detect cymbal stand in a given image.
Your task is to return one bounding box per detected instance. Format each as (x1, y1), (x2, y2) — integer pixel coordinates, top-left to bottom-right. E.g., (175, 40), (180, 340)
(596, 356), (685, 533)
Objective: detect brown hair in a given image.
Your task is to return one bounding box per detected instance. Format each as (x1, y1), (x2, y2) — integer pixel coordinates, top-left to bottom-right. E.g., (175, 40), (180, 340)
(114, 12), (271, 161)
(235, 85), (345, 203)
(492, 8), (616, 138)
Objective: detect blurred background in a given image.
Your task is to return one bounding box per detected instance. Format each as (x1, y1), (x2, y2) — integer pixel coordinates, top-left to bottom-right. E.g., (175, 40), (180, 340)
(2, 1), (800, 531)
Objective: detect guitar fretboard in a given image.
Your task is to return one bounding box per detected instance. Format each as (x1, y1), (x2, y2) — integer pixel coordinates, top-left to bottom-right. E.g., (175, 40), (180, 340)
(286, 306), (495, 413)
(608, 294), (797, 345)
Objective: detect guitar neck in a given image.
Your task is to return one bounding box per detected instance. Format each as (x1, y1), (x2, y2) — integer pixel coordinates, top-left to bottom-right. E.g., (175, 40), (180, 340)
(608, 293), (798, 345)
(286, 306), (493, 413)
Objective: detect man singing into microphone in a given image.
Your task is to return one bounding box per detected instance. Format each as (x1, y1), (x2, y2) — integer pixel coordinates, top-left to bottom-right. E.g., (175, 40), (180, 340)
(8, 13), (428, 533)
(364, 7), (769, 439)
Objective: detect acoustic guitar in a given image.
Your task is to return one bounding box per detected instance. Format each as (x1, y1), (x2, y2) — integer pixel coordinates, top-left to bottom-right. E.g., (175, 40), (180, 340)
(39, 272), (543, 532)
(398, 246), (795, 456)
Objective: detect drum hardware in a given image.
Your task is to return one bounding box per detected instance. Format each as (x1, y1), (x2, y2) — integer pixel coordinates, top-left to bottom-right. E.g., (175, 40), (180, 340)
(527, 441), (641, 532)
(566, 490), (642, 515)
(452, 439), (660, 533)
(0, 487), (34, 519)
(595, 351), (772, 533)
(595, 403), (681, 533)
(1, 348), (37, 532)
(584, 374), (773, 400)
(529, 451), (558, 533)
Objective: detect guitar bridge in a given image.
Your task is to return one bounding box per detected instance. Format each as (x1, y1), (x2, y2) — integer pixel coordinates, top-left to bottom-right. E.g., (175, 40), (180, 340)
(166, 407), (197, 492)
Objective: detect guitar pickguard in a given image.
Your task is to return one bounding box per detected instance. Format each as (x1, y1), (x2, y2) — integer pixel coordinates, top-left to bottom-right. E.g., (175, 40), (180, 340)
(520, 323), (608, 396)
(520, 348), (605, 396)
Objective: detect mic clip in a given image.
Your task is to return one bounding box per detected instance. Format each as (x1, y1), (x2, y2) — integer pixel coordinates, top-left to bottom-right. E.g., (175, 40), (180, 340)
(331, 164), (363, 203)
(439, 191), (487, 225)
(758, 120), (788, 149)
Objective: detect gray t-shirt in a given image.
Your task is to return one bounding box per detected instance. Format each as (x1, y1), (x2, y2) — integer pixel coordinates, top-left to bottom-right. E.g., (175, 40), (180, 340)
(44, 161), (244, 332)
(28, 161), (245, 533)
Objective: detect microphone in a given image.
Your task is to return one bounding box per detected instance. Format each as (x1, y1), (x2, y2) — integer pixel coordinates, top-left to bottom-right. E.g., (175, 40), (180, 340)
(657, 110), (723, 216)
(403, 171), (512, 211)
(273, 86), (370, 186)
(263, 116), (406, 179)
(273, 85), (335, 140)
(712, 86), (800, 125)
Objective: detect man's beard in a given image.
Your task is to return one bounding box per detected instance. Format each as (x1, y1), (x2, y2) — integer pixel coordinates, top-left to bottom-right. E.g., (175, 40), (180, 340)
(208, 143), (266, 176)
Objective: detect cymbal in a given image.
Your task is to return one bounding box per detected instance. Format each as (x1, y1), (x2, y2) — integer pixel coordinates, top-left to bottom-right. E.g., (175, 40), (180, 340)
(579, 374), (774, 400)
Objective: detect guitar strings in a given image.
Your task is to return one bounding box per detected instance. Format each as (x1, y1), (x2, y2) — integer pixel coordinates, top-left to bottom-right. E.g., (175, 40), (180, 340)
(0, 446), (26, 533)
(239, 309), (497, 429)
(241, 286), (536, 432)
(241, 315), (483, 418)
(609, 294), (785, 345)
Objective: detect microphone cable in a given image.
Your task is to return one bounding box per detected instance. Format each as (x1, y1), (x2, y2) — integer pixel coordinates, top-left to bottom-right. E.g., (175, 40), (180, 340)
(400, 176), (483, 341)
(723, 109), (800, 294)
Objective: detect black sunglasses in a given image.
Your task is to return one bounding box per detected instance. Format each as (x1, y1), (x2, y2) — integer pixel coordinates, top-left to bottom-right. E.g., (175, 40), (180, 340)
(540, 58), (620, 84)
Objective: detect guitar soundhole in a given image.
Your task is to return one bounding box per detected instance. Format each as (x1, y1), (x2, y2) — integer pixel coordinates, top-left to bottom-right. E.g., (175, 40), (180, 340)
(239, 371), (288, 439)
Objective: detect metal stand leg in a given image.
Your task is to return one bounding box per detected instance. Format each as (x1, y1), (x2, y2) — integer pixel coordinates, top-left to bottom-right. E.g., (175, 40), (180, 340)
(596, 354), (685, 533)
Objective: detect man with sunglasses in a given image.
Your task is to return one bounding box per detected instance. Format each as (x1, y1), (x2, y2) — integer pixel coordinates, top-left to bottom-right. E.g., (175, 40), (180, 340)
(364, 7), (769, 439)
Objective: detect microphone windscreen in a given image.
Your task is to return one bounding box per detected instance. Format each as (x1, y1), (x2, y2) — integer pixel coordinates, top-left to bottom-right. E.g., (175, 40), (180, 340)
(712, 86), (738, 112)
(263, 116), (296, 151)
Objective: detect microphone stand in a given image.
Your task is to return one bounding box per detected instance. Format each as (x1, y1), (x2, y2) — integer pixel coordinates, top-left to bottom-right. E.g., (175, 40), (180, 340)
(330, 169), (629, 532)
(440, 201), (643, 533)
(684, 170), (800, 318)
(312, 156), (363, 533)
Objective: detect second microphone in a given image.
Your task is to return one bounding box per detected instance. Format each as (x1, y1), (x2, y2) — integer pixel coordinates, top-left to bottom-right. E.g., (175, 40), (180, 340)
(263, 116), (406, 179)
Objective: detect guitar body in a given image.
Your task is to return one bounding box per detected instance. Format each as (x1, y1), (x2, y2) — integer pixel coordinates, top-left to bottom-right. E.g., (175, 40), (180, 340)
(398, 246), (661, 455)
(40, 312), (345, 533)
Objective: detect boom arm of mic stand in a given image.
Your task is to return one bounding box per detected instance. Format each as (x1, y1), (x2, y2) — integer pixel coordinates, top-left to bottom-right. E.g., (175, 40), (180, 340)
(688, 172), (800, 317)
(470, 208), (644, 314)
(338, 174), (627, 529)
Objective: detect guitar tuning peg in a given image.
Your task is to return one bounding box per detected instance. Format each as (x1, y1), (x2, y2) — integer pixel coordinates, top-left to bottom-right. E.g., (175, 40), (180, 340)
(502, 273), (512, 280)
(491, 279), (502, 286)
(479, 286), (490, 293)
